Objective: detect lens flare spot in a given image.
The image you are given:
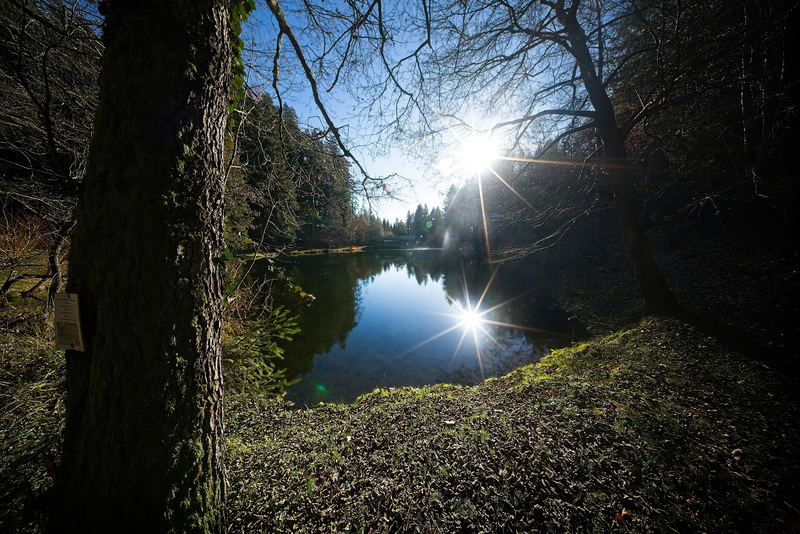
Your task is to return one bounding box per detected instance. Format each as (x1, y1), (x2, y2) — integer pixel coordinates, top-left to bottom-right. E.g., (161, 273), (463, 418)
(438, 132), (500, 178)
(459, 134), (498, 174)
(459, 306), (484, 331)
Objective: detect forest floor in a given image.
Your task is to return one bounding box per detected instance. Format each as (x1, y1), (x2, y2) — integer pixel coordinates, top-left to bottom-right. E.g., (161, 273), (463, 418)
(1, 218), (799, 532)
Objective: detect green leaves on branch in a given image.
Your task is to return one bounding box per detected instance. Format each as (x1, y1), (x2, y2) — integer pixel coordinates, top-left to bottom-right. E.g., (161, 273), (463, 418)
(214, 246), (234, 266)
(233, 0), (256, 25)
(223, 305), (299, 397)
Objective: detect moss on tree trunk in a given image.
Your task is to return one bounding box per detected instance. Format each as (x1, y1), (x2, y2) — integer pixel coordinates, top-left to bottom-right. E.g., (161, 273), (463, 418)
(48, 1), (231, 532)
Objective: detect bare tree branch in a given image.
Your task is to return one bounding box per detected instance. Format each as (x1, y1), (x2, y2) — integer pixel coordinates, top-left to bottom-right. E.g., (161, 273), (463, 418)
(266, 0), (376, 188)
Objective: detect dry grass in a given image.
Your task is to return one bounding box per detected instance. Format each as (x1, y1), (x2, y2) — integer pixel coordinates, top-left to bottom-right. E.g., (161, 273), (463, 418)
(0, 294), (64, 533)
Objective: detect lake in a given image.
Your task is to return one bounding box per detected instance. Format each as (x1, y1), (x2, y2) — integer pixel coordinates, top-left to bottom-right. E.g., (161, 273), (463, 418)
(262, 250), (584, 406)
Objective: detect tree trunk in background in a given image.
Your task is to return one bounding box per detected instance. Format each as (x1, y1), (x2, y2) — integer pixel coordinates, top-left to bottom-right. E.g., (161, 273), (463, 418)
(556, 2), (678, 314)
(48, 0), (231, 532)
(600, 128), (678, 314)
(45, 221), (73, 310)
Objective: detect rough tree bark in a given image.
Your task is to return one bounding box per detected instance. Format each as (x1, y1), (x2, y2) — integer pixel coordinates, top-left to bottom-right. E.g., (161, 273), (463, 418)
(47, 0), (231, 532)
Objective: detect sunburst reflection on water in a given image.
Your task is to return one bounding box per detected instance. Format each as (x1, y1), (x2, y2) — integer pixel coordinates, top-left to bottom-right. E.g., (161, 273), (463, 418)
(269, 252), (583, 406)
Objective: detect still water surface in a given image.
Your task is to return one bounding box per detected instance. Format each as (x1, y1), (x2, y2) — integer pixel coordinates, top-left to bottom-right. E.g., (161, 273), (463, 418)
(266, 250), (582, 406)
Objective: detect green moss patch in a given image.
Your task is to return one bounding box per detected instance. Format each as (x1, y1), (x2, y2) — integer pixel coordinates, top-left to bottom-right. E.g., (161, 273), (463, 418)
(226, 316), (800, 533)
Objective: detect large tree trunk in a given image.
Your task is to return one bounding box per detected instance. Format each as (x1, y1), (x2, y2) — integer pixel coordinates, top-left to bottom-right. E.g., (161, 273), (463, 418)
(556, 1), (678, 314)
(48, 1), (231, 532)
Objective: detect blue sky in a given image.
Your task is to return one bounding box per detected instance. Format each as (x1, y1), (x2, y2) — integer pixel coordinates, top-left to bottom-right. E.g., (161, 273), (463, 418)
(242, 4), (453, 222)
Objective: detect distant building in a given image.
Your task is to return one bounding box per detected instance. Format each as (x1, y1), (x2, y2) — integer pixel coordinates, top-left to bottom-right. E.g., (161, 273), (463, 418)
(371, 235), (415, 249)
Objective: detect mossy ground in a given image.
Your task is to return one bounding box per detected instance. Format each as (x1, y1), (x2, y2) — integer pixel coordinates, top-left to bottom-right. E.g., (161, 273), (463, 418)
(225, 316), (800, 532)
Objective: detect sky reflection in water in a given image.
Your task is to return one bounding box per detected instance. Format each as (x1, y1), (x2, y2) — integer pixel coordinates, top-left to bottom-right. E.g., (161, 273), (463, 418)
(272, 251), (580, 406)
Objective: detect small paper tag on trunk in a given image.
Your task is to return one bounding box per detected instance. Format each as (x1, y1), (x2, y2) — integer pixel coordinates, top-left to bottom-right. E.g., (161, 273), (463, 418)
(55, 293), (85, 351)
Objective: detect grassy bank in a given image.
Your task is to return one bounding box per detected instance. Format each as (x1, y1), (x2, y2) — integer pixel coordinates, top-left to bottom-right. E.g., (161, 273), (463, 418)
(248, 246), (367, 259)
(0, 295), (64, 532)
(226, 316), (800, 533)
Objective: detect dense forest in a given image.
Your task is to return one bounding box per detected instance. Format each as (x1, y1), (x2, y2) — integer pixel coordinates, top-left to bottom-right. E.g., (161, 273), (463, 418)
(227, 92), (384, 251)
(1, 0), (798, 532)
(226, 92), (451, 250)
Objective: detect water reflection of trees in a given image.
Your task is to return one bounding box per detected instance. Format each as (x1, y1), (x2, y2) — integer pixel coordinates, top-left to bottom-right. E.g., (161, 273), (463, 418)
(438, 258), (586, 385)
(260, 251), (585, 384)
(267, 253), (378, 377)
(443, 322), (559, 386)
